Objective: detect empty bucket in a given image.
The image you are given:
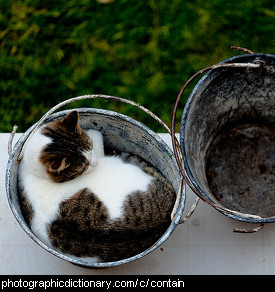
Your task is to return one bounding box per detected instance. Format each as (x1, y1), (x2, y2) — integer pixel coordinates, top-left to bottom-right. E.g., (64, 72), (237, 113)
(176, 53), (275, 226)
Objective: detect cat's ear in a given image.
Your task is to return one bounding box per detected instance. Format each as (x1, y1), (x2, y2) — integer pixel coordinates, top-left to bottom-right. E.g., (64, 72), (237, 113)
(60, 111), (80, 133)
(46, 158), (70, 174)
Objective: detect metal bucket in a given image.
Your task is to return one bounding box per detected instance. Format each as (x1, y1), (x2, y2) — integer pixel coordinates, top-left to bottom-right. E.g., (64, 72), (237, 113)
(6, 95), (185, 268)
(172, 52), (275, 231)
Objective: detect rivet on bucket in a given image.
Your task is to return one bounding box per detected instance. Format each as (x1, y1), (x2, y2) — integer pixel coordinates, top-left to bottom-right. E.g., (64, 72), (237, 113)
(172, 48), (275, 231)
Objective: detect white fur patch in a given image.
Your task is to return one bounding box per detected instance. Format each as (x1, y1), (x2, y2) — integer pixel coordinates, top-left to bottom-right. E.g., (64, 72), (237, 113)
(86, 129), (105, 158)
(79, 155), (153, 219)
(20, 130), (52, 180)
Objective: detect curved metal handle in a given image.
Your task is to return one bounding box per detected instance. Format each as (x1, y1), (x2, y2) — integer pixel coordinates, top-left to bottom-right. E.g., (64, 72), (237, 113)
(233, 223), (265, 233)
(171, 180), (200, 224)
(8, 125), (18, 156)
(16, 94), (171, 161)
(179, 197), (200, 224)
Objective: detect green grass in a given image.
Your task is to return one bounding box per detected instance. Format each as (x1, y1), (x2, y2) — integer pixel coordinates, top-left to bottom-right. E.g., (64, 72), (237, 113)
(0, 0), (274, 133)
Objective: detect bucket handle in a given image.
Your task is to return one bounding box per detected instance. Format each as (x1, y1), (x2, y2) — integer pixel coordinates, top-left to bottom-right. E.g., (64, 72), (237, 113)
(171, 49), (266, 232)
(7, 94), (194, 224)
(8, 125), (18, 156)
(11, 95), (170, 160)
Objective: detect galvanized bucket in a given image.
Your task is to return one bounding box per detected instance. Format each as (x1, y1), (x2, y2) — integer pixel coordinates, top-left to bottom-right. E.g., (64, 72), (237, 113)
(6, 95), (187, 268)
(172, 49), (275, 232)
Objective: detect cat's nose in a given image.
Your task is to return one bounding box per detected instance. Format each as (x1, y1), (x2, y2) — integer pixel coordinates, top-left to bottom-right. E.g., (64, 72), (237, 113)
(90, 151), (98, 167)
(91, 158), (98, 167)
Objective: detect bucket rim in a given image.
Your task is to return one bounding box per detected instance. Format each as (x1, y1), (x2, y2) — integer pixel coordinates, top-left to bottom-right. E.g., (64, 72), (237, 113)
(180, 53), (275, 224)
(6, 107), (185, 268)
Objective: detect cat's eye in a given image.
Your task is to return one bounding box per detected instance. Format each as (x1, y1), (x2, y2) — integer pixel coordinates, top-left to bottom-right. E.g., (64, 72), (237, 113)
(86, 145), (92, 152)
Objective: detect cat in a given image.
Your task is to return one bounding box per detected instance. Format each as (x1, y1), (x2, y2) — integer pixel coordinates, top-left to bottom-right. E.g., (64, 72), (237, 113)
(18, 110), (176, 262)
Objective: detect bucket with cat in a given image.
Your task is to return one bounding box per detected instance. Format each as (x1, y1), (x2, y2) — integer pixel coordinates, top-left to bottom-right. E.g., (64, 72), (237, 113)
(172, 49), (275, 232)
(6, 95), (189, 268)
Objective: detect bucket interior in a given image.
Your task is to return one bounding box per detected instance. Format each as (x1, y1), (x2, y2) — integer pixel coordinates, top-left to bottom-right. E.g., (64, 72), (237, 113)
(7, 108), (182, 267)
(181, 54), (275, 221)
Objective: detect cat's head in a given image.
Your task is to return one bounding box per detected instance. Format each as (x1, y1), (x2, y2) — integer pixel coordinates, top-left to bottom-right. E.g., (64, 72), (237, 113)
(37, 110), (98, 183)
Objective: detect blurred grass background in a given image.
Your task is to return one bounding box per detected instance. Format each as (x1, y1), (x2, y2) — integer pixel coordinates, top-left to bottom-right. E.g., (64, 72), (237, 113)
(0, 0), (274, 133)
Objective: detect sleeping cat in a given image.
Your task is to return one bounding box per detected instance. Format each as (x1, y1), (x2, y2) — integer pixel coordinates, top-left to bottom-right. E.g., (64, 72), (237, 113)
(18, 110), (176, 262)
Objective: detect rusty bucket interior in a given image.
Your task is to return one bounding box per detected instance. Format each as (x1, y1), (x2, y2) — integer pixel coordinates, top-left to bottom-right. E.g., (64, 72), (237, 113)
(178, 53), (275, 224)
